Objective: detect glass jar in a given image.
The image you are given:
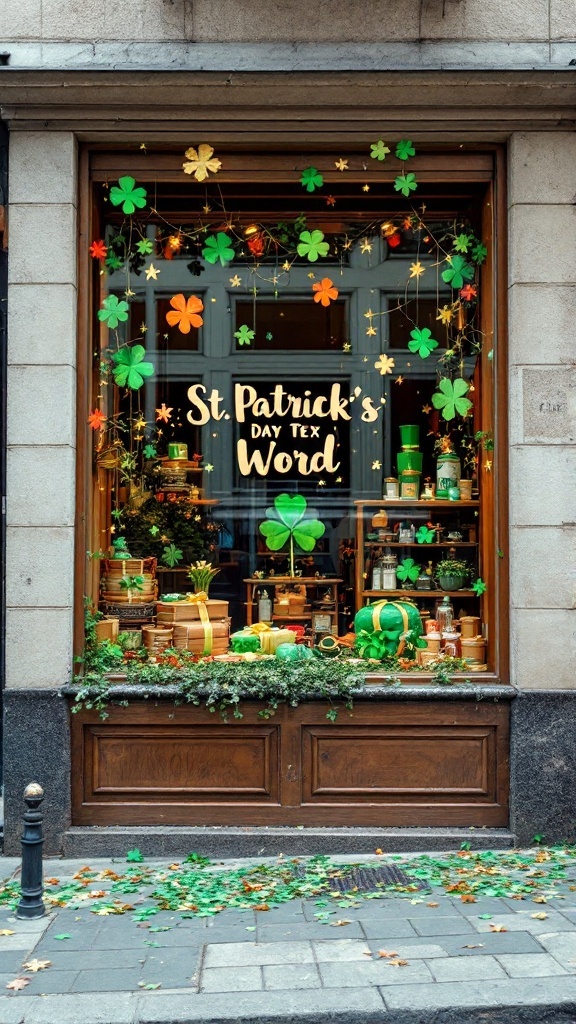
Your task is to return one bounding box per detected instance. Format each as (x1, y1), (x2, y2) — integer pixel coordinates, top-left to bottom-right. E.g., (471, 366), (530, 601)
(384, 477), (399, 498)
(371, 557), (383, 591)
(437, 595), (454, 632)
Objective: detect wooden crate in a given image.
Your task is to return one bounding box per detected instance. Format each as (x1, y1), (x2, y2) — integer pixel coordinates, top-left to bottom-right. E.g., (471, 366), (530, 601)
(157, 599), (229, 623)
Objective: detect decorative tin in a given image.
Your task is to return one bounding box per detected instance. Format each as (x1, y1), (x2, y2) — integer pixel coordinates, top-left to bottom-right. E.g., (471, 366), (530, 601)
(384, 477), (399, 498)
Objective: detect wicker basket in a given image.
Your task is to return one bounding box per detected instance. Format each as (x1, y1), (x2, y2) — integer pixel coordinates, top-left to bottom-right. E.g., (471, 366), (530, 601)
(104, 602), (156, 623)
(102, 577), (158, 604)
(143, 625), (174, 654)
(104, 557), (156, 577)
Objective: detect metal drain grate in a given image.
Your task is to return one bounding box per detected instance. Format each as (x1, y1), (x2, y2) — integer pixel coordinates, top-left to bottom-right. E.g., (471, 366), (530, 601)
(295, 864), (421, 892)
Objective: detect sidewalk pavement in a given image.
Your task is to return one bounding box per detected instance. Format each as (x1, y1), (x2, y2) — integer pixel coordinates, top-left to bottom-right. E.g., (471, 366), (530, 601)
(1, 854), (576, 1023)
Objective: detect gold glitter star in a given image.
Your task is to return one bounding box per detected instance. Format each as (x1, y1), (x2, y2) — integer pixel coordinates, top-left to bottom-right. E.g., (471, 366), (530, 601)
(409, 262), (425, 278)
(124, 288), (135, 298)
(155, 404), (173, 423)
(343, 237), (352, 250)
(436, 305), (454, 325)
(364, 308), (375, 319)
(318, 479), (326, 486)
(374, 354), (395, 374)
(272, 276), (279, 285)
(362, 184), (370, 192)
(335, 158), (349, 171)
(134, 434), (144, 442)
(307, 272), (315, 279)
(140, 322), (148, 333)
(335, 476), (343, 483)
(372, 460), (382, 471)
(230, 275), (241, 287)
(204, 463), (214, 472)
(360, 238), (373, 254)
(422, 404), (432, 415)
(282, 261), (291, 272)
(366, 326), (377, 337)
(484, 459), (492, 472)
(202, 203), (212, 214)
(395, 375), (404, 385)
(145, 263), (159, 280)
(343, 342), (351, 352)
(134, 416), (147, 430)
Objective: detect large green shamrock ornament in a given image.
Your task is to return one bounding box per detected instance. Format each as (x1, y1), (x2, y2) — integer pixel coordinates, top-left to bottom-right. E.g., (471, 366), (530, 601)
(162, 543), (183, 568)
(415, 526), (435, 544)
(259, 493), (325, 576)
(111, 345), (155, 390)
(370, 140), (390, 161)
(202, 232), (235, 266)
(297, 229), (330, 262)
(395, 139), (416, 161)
(432, 377), (473, 421)
(441, 255), (474, 290)
(109, 176), (147, 215)
(394, 172), (418, 197)
(98, 294), (129, 329)
(234, 324), (255, 346)
(136, 239), (154, 255)
(396, 558), (421, 584)
(408, 327), (438, 359)
(300, 167), (324, 192)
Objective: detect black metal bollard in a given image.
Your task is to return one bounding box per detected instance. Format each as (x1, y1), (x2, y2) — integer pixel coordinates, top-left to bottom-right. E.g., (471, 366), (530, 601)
(16, 783), (45, 919)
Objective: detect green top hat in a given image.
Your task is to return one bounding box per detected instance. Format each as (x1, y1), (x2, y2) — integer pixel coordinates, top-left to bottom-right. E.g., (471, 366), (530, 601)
(399, 424), (419, 450)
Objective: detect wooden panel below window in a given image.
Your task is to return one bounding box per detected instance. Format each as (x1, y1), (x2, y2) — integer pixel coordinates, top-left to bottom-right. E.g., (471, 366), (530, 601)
(71, 699), (510, 827)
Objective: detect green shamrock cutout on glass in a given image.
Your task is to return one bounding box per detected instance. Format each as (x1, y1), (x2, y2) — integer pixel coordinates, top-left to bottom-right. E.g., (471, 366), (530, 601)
(235, 324), (255, 346)
(202, 232), (235, 266)
(111, 345), (155, 390)
(297, 229), (330, 262)
(408, 327), (438, 359)
(98, 295), (130, 329)
(259, 493), (325, 577)
(162, 543), (184, 568)
(395, 139), (416, 161)
(472, 242), (487, 264)
(472, 577), (487, 596)
(432, 377), (473, 421)
(441, 255), (474, 290)
(394, 172), (418, 197)
(105, 253), (124, 271)
(453, 233), (473, 253)
(143, 444), (157, 459)
(370, 140), (390, 161)
(396, 558), (421, 585)
(415, 525), (435, 544)
(136, 239), (154, 255)
(109, 176), (148, 215)
(300, 167), (324, 192)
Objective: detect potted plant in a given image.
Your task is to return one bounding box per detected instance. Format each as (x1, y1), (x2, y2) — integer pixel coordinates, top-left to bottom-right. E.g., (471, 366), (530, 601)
(435, 558), (470, 591)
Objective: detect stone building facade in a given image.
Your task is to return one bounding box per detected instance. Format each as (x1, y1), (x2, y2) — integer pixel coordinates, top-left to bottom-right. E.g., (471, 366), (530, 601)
(0, 0), (575, 854)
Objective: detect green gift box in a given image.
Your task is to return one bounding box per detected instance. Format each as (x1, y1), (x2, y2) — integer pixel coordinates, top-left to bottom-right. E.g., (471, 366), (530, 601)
(230, 631), (261, 654)
(167, 442), (188, 461)
(354, 599), (423, 659)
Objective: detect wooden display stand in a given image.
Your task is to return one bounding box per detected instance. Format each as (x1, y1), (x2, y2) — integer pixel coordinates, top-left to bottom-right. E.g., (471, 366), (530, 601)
(244, 577), (341, 632)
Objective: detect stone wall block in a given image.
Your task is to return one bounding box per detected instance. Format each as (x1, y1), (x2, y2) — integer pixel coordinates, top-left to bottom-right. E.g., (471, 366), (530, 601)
(510, 608), (576, 689)
(508, 205), (576, 285)
(509, 444), (576, 527)
(9, 131), (77, 205)
(190, 0), (420, 42)
(7, 365), (76, 446)
(0, 2), (41, 38)
(510, 526), (576, 609)
(419, 0), (549, 41)
(41, 0), (187, 41)
(520, 365), (575, 445)
(508, 283), (576, 366)
(8, 205), (76, 284)
(4, 609), (74, 689)
(509, 132), (576, 205)
(8, 283), (77, 367)
(5, 526), (75, 607)
(550, 0), (576, 39)
(7, 446), (76, 527)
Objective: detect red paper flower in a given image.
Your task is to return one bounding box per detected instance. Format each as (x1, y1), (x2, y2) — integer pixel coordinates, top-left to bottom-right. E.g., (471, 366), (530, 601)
(387, 233), (402, 249)
(89, 240), (107, 260)
(88, 408), (106, 430)
(247, 232), (265, 257)
(460, 284), (477, 301)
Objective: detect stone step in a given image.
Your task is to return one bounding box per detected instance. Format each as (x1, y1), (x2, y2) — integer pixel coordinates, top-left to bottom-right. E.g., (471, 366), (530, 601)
(63, 825), (515, 859)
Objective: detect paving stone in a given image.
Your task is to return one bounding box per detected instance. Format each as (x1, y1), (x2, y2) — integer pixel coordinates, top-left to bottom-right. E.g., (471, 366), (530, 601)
(0, 933), (41, 951)
(0, 948), (35, 972)
(428, 954), (508, 981)
(0, 996), (32, 1023)
(313, 938), (371, 962)
(440, 932), (546, 956)
(263, 962), (322, 989)
(16, 969), (79, 995)
(319, 957), (433, 987)
(70, 968), (144, 992)
(38, 948), (146, 971)
(201, 965), (262, 992)
(448, 897), (513, 916)
(496, 952), (570, 977)
(471, 911), (575, 934)
(17, 990), (139, 1023)
(536, 931), (576, 966)
(205, 910), (258, 929)
(204, 940), (314, 968)
(360, 917), (418, 938)
(189, 926), (257, 944)
(144, 948), (201, 988)
(367, 941), (449, 959)
(136, 987), (385, 1022)
(382, 975), (576, 1010)
(412, 915), (475, 936)
(258, 921), (364, 941)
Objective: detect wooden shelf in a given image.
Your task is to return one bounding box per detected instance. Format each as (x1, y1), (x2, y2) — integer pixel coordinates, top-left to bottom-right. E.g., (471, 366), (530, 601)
(354, 499), (479, 508)
(364, 541), (477, 548)
(244, 577), (342, 585)
(362, 589), (476, 598)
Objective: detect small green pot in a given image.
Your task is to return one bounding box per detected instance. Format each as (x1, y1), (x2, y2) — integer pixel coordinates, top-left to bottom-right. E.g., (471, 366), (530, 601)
(438, 574), (466, 591)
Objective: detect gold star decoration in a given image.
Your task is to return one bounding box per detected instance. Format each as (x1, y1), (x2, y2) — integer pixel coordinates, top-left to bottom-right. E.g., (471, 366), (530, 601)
(395, 375), (404, 385)
(335, 158), (349, 171)
(140, 322), (148, 333)
(155, 404), (173, 423)
(343, 342), (352, 352)
(360, 238), (373, 254)
(422, 404), (432, 415)
(335, 476), (343, 483)
(364, 308), (375, 319)
(362, 184), (370, 192)
(230, 275), (242, 287)
(282, 261), (291, 272)
(374, 354), (395, 375)
(372, 460), (382, 471)
(124, 287), (135, 298)
(326, 195), (336, 206)
(484, 459), (492, 472)
(204, 463), (214, 472)
(318, 479), (326, 486)
(139, 142), (147, 151)
(134, 416), (147, 431)
(145, 263), (159, 281)
(202, 203), (212, 214)
(436, 305), (454, 325)
(182, 144), (222, 182)
(307, 272), (315, 279)
(409, 262), (425, 278)
(366, 326), (377, 337)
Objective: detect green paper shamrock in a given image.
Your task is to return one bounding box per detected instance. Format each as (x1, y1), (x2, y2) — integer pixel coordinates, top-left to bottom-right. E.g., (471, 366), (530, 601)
(111, 345), (155, 390)
(472, 577), (487, 596)
(105, 253), (124, 270)
(396, 558), (421, 584)
(472, 241), (488, 264)
(297, 229), (330, 262)
(98, 294), (129, 329)
(119, 574), (144, 592)
(415, 525), (436, 544)
(453, 233), (473, 254)
(109, 176), (147, 215)
(149, 525), (159, 536)
(143, 444), (157, 459)
(432, 377), (473, 421)
(370, 140), (391, 161)
(202, 232), (235, 266)
(235, 324), (255, 346)
(408, 327), (439, 359)
(394, 172), (418, 197)
(300, 167), (324, 192)
(136, 239), (154, 255)
(441, 255), (474, 290)
(260, 493), (325, 576)
(162, 543), (183, 568)
(395, 139), (416, 161)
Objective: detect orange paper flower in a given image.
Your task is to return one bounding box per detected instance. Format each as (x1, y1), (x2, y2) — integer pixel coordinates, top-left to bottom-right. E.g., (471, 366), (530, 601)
(166, 294), (204, 334)
(89, 240), (107, 260)
(88, 408), (106, 430)
(312, 277), (339, 307)
(460, 284), (477, 301)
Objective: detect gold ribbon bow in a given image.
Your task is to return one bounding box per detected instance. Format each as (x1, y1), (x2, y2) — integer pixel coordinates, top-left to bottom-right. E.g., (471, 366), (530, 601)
(185, 591), (208, 603)
(245, 622), (272, 635)
(184, 591), (212, 655)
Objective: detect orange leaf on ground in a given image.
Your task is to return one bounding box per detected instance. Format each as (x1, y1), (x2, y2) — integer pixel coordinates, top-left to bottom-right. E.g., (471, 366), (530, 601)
(6, 978), (29, 990)
(376, 950), (399, 959)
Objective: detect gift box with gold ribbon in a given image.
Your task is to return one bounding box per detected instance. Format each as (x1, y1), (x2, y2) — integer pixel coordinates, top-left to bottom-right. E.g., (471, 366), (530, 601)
(172, 619), (230, 656)
(156, 592), (229, 623)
